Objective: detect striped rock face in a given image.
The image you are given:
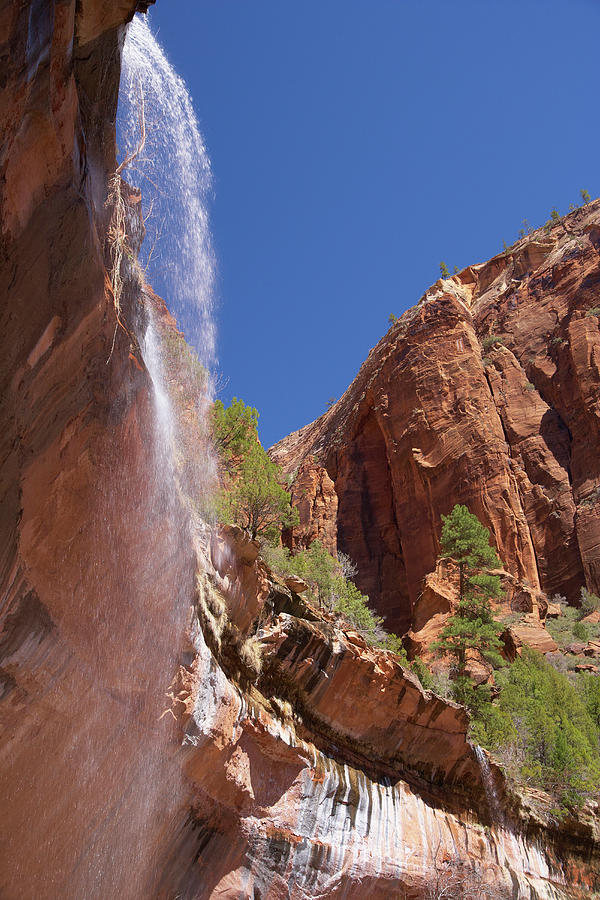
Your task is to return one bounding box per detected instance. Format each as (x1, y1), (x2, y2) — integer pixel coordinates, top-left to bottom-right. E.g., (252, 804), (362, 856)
(1, 2), (599, 898)
(271, 208), (600, 636)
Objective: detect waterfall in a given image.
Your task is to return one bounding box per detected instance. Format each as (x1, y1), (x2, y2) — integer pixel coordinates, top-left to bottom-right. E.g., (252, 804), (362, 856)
(54, 14), (221, 897)
(475, 745), (505, 824)
(118, 14), (215, 365)
(119, 13), (218, 515)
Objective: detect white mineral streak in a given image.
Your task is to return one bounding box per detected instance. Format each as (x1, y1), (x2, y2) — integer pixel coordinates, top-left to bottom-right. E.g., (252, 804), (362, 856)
(191, 682), (569, 898)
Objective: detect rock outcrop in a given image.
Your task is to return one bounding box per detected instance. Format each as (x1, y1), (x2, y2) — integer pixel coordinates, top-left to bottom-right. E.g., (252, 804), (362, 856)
(271, 205), (600, 636)
(0, 2), (198, 897)
(172, 537), (600, 899)
(2, 2), (600, 898)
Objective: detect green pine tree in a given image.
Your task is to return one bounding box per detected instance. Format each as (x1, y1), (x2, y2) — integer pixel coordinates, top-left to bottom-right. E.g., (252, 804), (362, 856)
(439, 261), (450, 278)
(218, 441), (298, 540)
(581, 189), (591, 205)
(212, 396), (299, 540)
(211, 397), (259, 476)
(432, 505), (504, 678)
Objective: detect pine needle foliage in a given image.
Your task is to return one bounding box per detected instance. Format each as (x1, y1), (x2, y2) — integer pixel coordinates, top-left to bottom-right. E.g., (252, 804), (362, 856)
(433, 505), (503, 677)
(211, 397), (259, 476)
(212, 397), (298, 540)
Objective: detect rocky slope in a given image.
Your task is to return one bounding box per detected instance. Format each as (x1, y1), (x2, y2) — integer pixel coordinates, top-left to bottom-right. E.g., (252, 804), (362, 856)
(271, 205), (600, 636)
(1, 1), (599, 898)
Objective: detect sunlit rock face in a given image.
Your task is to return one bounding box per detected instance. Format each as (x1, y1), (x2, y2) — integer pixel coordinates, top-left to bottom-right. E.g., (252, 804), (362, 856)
(2, 1), (600, 898)
(271, 204), (600, 634)
(173, 568), (600, 900)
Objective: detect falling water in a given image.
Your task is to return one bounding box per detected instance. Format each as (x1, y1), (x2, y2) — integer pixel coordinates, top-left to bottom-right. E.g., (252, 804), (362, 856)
(119, 12), (218, 513)
(476, 745), (505, 824)
(51, 13), (221, 897)
(119, 14), (216, 364)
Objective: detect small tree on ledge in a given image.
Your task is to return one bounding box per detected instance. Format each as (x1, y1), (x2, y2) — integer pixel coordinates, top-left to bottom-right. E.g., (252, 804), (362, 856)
(432, 504), (504, 681)
(218, 441), (299, 541)
(212, 396), (299, 541)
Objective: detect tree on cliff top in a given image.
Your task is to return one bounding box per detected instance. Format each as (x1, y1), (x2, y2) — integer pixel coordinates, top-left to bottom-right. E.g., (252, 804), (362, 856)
(212, 397), (298, 541)
(433, 505), (503, 680)
(211, 396), (259, 475)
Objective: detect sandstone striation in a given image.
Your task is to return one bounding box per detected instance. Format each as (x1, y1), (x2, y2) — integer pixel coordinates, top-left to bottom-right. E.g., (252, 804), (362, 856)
(271, 203), (600, 637)
(176, 542), (600, 899)
(2, 1), (600, 898)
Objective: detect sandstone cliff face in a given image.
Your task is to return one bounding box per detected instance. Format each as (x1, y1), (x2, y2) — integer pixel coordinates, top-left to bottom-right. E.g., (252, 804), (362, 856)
(177, 527), (600, 900)
(271, 206), (600, 635)
(2, 2), (600, 898)
(0, 2), (199, 897)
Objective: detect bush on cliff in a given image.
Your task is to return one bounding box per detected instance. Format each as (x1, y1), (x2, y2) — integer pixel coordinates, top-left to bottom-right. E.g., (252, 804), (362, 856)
(471, 648), (600, 808)
(261, 540), (405, 655)
(580, 587), (600, 618)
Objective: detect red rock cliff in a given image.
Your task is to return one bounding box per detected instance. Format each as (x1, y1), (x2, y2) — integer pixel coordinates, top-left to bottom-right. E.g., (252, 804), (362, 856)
(271, 207), (600, 635)
(1, 2), (599, 898)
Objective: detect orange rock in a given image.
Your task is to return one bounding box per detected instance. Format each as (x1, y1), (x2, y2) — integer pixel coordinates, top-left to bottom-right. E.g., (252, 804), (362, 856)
(502, 624), (559, 661)
(283, 573), (310, 594)
(3, 1), (600, 896)
(582, 609), (600, 624)
(210, 525), (271, 633)
(272, 203), (600, 632)
(283, 455), (338, 555)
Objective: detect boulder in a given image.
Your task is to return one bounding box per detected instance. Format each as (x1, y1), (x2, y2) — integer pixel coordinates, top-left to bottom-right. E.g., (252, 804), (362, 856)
(584, 640), (600, 658)
(283, 574), (310, 594)
(502, 624), (558, 661)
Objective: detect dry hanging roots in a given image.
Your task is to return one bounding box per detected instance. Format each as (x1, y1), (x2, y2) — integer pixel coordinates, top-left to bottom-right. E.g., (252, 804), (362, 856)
(104, 83), (147, 362)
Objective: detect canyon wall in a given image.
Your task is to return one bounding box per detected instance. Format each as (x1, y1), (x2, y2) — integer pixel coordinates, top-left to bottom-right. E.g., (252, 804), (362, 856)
(1, 2), (599, 898)
(0, 1), (200, 896)
(272, 208), (600, 635)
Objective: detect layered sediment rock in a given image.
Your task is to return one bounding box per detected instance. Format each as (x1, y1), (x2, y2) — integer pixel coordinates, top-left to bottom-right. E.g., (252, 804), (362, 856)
(271, 205), (600, 635)
(175, 550), (600, 899)
(2, 1), (600, 898)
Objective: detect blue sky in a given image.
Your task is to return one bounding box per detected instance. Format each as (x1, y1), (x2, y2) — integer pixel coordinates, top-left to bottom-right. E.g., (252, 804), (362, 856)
(148, 0), (600, 449)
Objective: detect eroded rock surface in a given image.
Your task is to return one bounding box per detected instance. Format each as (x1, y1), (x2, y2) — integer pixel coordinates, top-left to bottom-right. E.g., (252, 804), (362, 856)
(271, 204), (600, 636)
(1, 1), (600, 898)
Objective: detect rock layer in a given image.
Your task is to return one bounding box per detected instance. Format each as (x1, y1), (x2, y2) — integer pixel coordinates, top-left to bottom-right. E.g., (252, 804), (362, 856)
(271, 206), (600, 634)
(2, 2), (600, 898)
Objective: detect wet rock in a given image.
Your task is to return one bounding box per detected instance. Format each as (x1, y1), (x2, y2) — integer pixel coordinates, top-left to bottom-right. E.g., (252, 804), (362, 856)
(3, 2), (600, 897)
